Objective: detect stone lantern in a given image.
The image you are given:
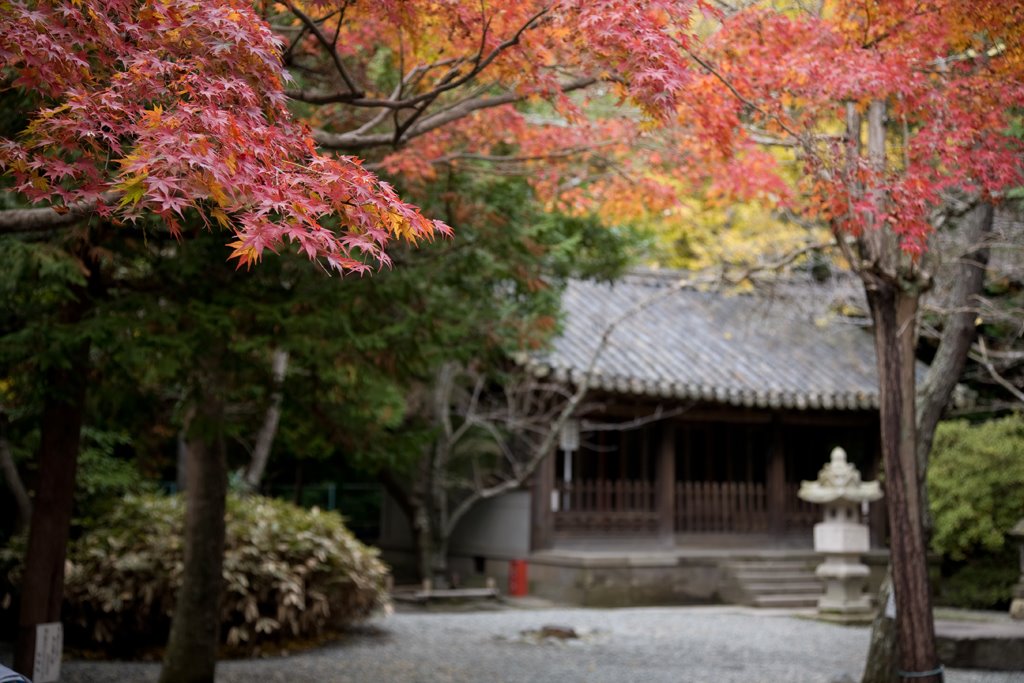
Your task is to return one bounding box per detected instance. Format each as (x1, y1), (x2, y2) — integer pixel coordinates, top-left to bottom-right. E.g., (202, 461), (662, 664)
(1009, 518), (1024, 620)
(798, 447), (882, 617)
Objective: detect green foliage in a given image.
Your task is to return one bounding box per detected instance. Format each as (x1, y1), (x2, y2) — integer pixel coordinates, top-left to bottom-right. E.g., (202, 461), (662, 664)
(928, 414), (1024, 560)
(73, 428), (154, 531)
(935, 548), (1020, 610)
(2, 493), (390, 656)
(928, 415), (1024, 609)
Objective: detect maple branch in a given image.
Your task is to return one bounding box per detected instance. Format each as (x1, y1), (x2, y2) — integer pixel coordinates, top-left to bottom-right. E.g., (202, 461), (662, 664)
(678, 41), (801, 142)
(283, 0), (363, 98)
(425, 143), (618, 167)
(0, 199), (101, 233)
(288, 5), (551, 110)
(742, 125), (798, 147)
(313, 76), (597, 151)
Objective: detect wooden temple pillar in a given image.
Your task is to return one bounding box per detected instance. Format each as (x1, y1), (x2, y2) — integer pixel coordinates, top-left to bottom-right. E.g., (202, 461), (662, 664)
(767, 416), (786, 533)
(530, 446), (555, 551)
(657, 422), (676, 542)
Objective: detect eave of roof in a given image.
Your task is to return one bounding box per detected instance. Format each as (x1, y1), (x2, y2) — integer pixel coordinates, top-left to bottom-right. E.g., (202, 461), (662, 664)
(527, 272), (886, 412)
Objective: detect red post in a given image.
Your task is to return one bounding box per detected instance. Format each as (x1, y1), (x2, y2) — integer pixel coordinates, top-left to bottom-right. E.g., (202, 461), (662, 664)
(508, 559), (528, 596)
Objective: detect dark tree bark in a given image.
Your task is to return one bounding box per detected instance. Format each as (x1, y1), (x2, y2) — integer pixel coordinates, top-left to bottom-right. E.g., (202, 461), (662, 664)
(13, 344), (89, 675)
(860, 202), (993, 683)
(159, 395), (228, 683)
(864, 279), (941, 683)
(915, 203), (993, 476)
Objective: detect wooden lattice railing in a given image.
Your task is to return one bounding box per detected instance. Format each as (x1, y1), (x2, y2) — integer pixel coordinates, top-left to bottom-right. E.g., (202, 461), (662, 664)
(552, 479), (822, 534)
(674, 481), (769, 533)
(783, 482), (820, 530)
(553, 479), (657, 533)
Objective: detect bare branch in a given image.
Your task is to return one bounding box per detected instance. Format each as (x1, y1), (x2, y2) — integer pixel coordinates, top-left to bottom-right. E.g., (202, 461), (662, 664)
(313, 77), (596, 151)
(973, 336), (1024, 404)
(581, 405), (687, 432)
(283, 0), (363, 97)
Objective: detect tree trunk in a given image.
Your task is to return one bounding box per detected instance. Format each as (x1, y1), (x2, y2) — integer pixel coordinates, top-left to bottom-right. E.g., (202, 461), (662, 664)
(0, 413), (32, 534)
(865, 280), (941, 683)
(861, 202), (992, 683)
(410, 495), (451, 586)
(159, 397), (228, 683)
(13, 348), (89, 675)
(861, 571), (899, 683)
(413, 503), (434, 584)
(243, 349), (289, 491)
(915, 202), (993, 476)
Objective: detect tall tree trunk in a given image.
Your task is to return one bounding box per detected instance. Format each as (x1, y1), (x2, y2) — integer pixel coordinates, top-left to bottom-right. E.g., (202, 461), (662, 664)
(861, 202), (992, 683)
(243, 348), (289, 491)
(159, 396), (228, 683)
(0, 413), (32, 534)
(13, 345), (89, 675)
(865, 280), (941, 683)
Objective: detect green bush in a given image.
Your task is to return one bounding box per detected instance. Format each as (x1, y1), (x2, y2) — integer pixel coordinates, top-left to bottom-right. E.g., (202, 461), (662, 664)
(935, 549), (1020, 610)
(73, 428), (154, 532)
(4, 493), (390, 656)
(929, 415), (1024, 560)
(928, 414), (1024, 608)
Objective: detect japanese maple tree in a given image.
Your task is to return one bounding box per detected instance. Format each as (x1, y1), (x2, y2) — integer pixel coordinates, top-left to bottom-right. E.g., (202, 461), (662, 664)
(0, 1), (446, 679)
(648, 2), (1024, 681)
(1, 2), (708, 681)
(0, 0), (447, 270)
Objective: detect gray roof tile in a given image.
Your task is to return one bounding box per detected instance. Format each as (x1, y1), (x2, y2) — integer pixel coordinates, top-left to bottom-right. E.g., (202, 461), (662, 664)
(529, 272), (885, 411)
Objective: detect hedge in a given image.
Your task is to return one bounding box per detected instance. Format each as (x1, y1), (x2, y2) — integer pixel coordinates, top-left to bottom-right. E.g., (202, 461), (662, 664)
(2, 493), (390, 656)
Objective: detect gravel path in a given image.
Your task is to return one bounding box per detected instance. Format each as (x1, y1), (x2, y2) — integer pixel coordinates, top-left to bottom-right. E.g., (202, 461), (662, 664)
(49, 605), (1024, 683)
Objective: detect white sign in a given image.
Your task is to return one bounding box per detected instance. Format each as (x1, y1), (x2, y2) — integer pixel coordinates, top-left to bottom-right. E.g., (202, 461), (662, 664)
(33, 622), (62, 683)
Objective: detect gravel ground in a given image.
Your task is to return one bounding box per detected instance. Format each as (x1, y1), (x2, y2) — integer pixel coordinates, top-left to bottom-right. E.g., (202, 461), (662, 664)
(38, 605), (1024, 683)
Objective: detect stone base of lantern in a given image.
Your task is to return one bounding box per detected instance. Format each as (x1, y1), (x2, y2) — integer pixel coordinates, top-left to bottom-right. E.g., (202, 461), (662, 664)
(1010, 579), (1024, 620)
(815, 555), (874, 620)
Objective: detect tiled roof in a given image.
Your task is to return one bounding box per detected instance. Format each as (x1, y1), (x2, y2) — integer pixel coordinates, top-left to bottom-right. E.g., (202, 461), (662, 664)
(527, 272), (884, 411)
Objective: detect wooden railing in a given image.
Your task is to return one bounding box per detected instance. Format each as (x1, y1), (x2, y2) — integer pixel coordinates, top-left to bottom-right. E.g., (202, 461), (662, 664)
(674, 481), (769, 533)
(553, 479), (657, 533)
(552, 479), (822, 535)
(783, 482), (820, 530)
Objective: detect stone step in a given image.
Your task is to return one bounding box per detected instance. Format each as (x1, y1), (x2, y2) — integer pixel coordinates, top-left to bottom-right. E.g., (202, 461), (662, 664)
(751, 593), (820, 608)
(731, 570), (817, 583)
(726, 560), (817, 572)
(744, 581), (822, 596)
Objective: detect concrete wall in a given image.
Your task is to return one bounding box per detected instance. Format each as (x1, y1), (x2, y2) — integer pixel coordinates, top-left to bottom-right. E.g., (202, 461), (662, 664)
(377, 490), (532, 583)
(449, 490), (531, 559)
(526, 554), (730, 607)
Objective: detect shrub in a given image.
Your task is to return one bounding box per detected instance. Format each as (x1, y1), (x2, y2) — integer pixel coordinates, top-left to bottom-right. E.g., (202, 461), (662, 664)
(928, 415), (1024, 560)
(935, 549), (1020, 610)
(928, 414), (1024, 609)
(53, 493), (390, 656)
